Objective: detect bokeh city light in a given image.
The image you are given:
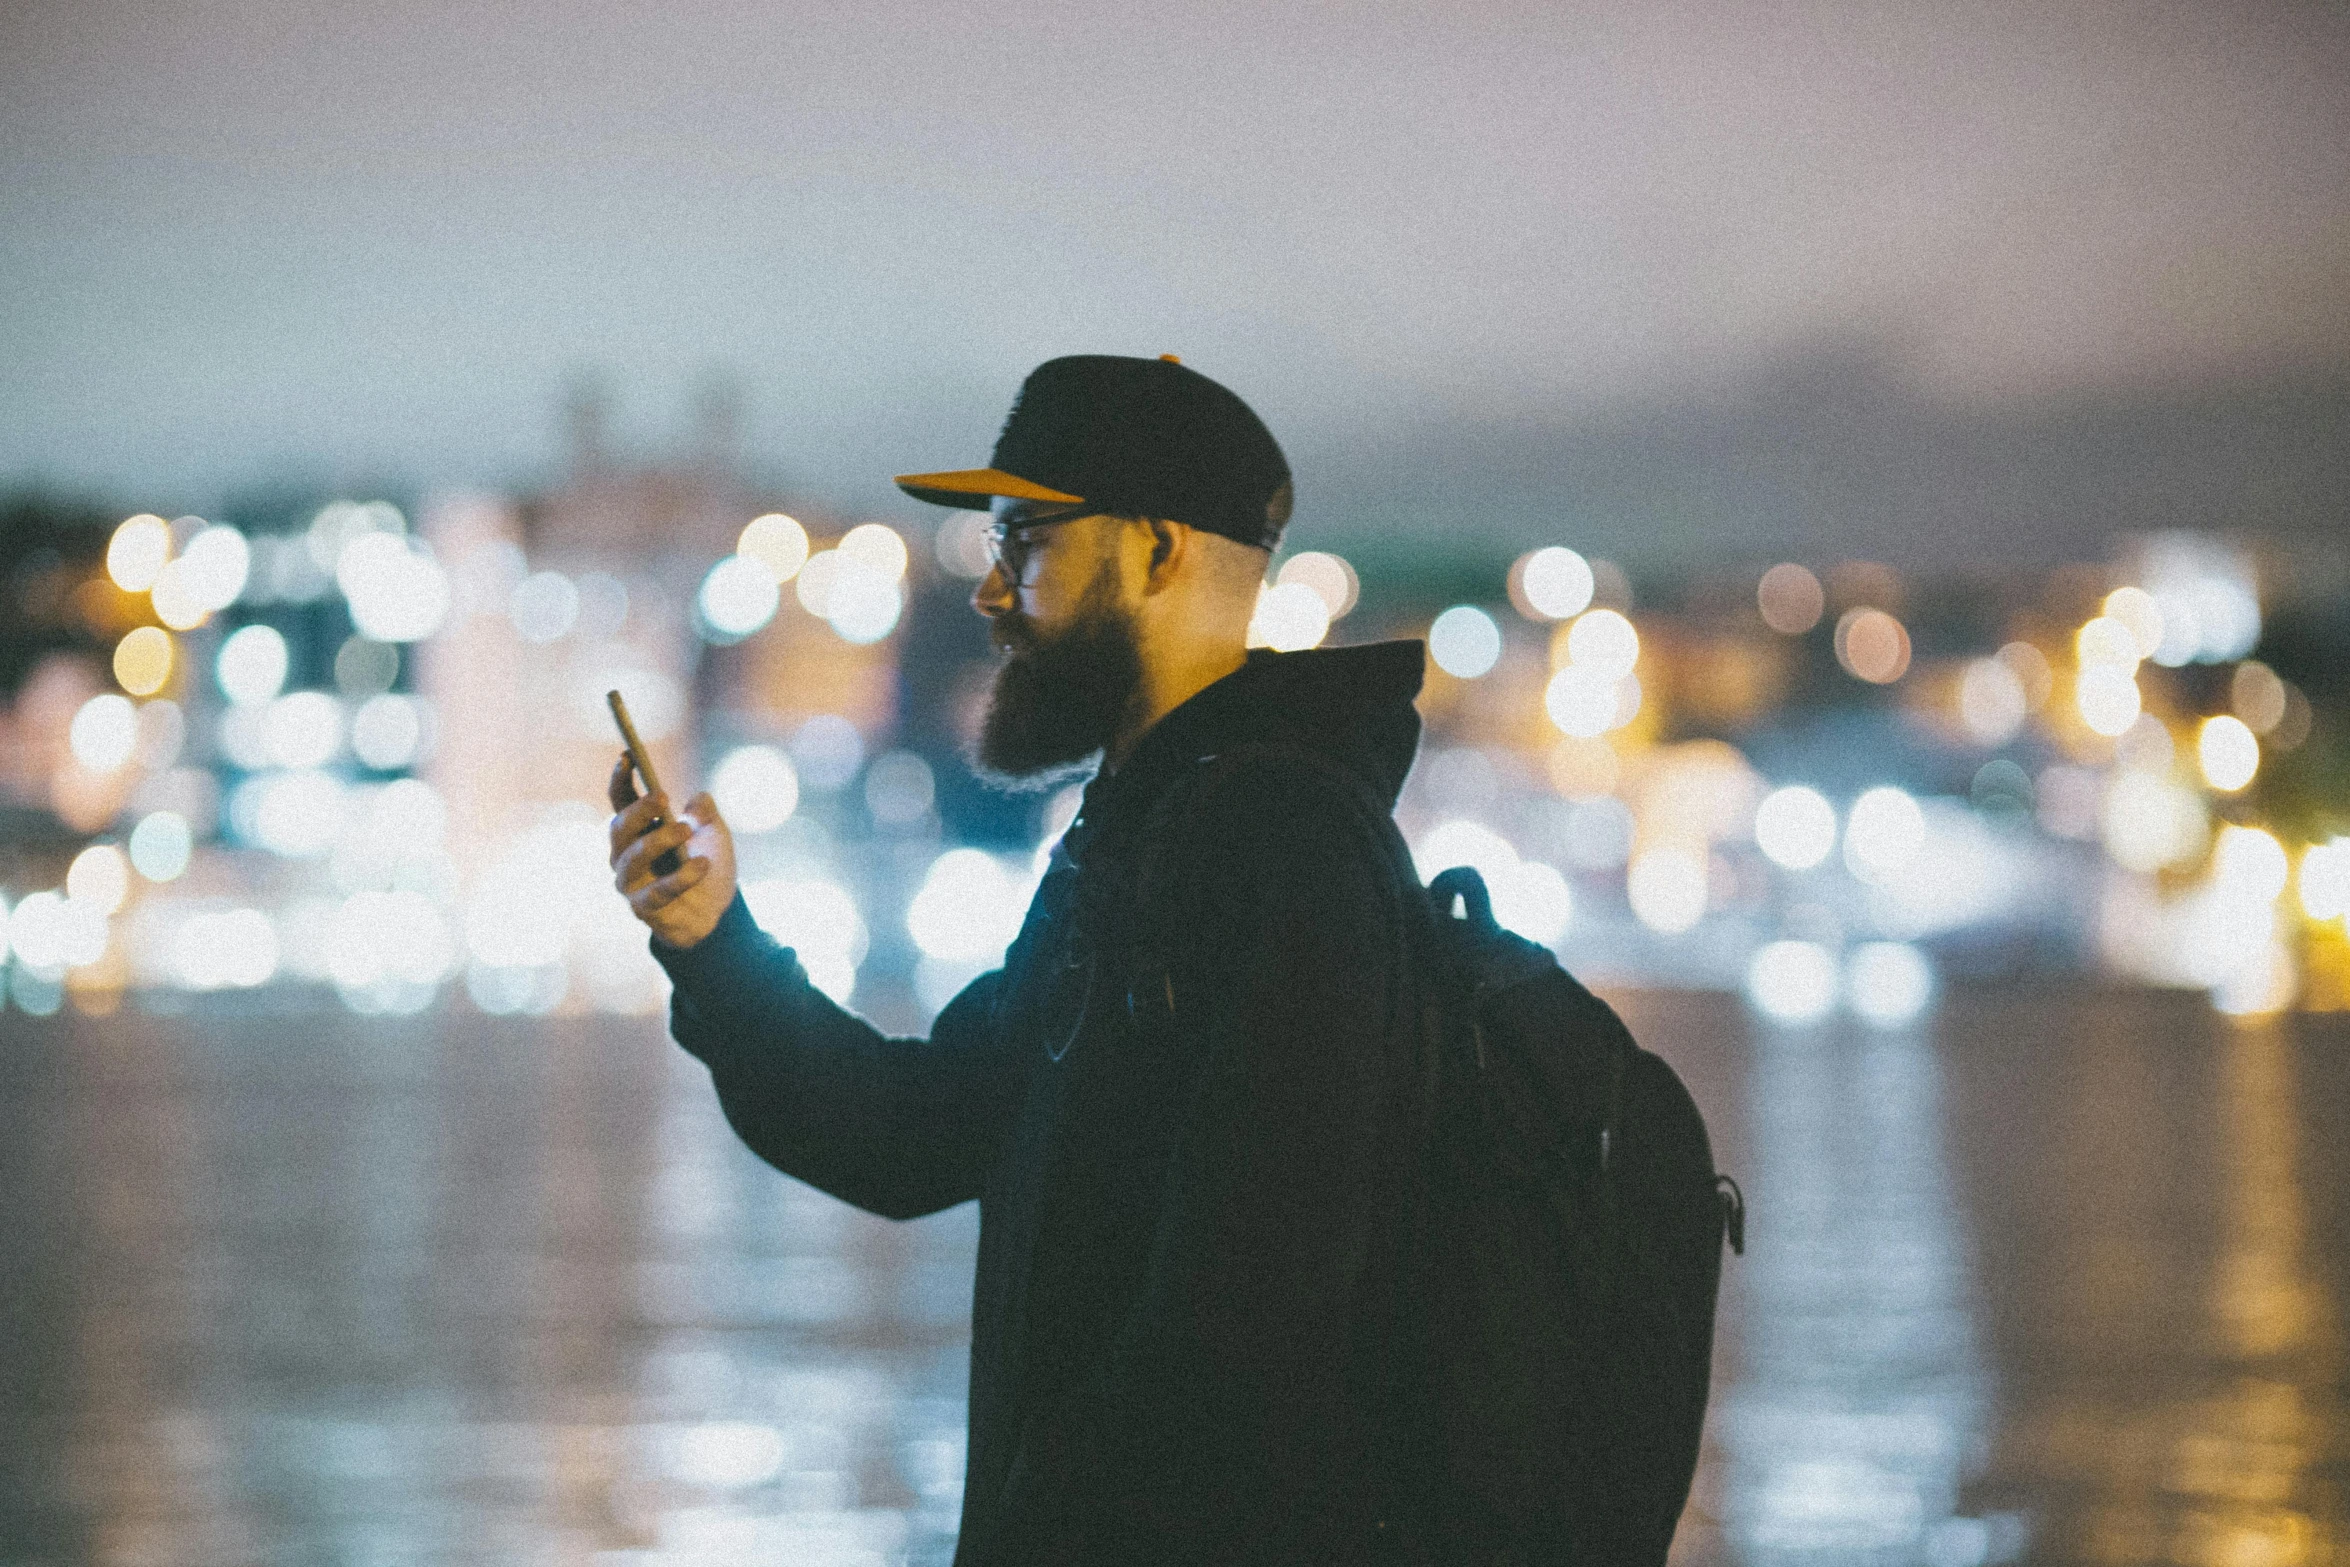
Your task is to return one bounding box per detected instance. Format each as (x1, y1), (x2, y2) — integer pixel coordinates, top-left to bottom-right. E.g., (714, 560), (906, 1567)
(17, 495), (2338, 1039)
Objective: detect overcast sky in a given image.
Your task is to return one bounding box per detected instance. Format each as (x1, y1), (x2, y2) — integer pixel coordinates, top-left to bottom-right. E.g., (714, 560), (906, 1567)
(4, 0), (2346, 563)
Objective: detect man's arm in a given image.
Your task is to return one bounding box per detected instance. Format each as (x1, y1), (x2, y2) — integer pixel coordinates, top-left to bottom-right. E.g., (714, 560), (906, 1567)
(653, 891), (1022, 1220)
(609, 753), (1022, 1221)
(994, 756), (1414, 1562)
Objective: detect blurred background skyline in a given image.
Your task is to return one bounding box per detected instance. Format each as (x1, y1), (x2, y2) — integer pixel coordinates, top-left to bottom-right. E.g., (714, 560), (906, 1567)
(6, 0), (2349, 566)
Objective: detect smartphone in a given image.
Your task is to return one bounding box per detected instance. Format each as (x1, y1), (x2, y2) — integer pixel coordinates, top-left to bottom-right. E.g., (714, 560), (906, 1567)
(607, 689), (684, 876)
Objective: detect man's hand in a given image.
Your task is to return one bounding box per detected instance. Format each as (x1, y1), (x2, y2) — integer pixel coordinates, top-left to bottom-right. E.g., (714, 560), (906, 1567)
(608, 752), (737, 950)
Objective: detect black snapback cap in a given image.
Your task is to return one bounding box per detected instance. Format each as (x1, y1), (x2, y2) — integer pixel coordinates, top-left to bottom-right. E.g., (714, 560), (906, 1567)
(896, 354), (1293, 549)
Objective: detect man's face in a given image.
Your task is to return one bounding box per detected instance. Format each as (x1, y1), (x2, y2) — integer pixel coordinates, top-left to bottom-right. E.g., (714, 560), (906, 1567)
(970, 509), (1145, 786)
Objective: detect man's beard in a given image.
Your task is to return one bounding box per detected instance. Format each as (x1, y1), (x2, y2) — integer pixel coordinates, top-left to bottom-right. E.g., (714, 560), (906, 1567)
(973, 565), (1144, 790)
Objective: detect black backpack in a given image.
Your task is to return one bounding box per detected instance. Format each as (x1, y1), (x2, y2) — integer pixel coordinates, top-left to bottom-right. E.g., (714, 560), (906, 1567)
(1399, 861), (1743, 1567)
(1133, 745), (1743, 1566)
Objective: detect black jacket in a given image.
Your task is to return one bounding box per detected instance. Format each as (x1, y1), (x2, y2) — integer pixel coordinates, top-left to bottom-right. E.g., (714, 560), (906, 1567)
(651, 640), (1430, 1565)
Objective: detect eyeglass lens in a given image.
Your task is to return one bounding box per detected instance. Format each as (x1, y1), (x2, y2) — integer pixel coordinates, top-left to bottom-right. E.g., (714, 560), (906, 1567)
(985, 508), (1090, 582)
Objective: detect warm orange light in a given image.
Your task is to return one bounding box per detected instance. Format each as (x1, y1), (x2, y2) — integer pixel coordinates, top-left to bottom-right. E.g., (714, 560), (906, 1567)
(1834, 608), (1911, 683)
(112, 626), (174, 696)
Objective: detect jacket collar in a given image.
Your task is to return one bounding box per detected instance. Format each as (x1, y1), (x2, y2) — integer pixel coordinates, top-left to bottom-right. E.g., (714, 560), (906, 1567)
(1063, 640), (1426, 867)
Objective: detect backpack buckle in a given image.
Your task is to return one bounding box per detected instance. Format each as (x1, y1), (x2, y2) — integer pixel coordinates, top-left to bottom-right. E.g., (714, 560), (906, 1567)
(1717, 1175), (1746, 1256)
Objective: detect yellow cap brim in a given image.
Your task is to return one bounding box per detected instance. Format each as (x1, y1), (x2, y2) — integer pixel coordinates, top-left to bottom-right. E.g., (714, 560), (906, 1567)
(893, 468), (1084, 511)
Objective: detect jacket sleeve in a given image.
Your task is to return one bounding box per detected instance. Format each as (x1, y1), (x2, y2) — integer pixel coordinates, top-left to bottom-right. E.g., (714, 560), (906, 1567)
(994, 760), (1415, 1562)
(653, 890), (1024, 1221)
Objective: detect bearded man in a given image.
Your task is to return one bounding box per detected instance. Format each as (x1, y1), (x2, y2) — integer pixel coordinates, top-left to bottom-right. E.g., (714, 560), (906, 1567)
(609, 355), (1433, 1566)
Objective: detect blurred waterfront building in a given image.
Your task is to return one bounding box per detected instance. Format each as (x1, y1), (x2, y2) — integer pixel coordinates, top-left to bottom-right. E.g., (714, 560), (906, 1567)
(2, 417), (2346, 1024)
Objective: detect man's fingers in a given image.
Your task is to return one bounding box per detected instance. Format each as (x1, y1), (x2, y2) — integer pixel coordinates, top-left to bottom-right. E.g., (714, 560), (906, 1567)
(607, 762), (722, 937)
(608, 790), (669, 860)
(615, 820), (693, 892)
(631, 856), (710, 915)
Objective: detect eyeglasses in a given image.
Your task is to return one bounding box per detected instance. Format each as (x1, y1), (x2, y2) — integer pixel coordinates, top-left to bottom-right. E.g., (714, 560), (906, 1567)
(984, 504), (1099, 585)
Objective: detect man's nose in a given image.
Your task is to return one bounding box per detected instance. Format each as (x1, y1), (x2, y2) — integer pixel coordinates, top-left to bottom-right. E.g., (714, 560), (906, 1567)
(973, 564), (1014, 618)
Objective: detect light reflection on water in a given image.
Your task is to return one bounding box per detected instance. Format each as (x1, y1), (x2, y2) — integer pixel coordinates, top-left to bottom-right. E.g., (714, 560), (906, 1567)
(0, 1012), (977, 1566)
(1965, 1013), (2348, 1567)
(1, 995), (2342, 1565)
(1716, 1020), (2004, 1566)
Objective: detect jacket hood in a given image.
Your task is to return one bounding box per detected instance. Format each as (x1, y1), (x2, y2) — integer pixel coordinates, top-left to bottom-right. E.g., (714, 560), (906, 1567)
(1080, 639), (1427, 842)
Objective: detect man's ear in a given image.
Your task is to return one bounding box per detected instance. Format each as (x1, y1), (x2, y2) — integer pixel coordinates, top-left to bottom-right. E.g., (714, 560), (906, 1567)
(1140, 518), (1187, 592)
